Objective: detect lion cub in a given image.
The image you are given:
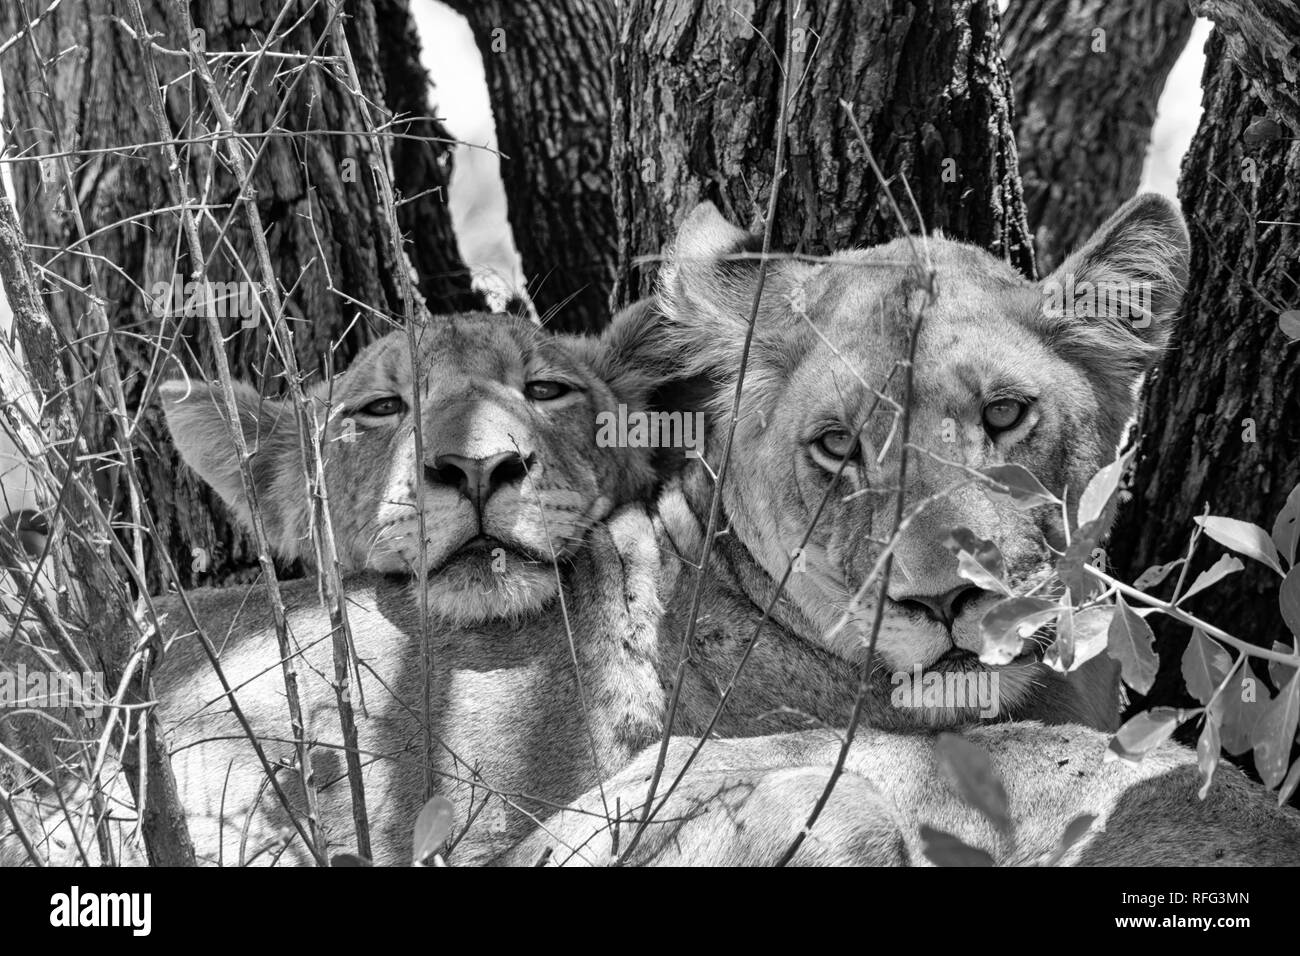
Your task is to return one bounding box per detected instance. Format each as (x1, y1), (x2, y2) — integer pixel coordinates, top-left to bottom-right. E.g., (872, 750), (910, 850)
(152, 313), (685, 865)
(138, 314), (667, 866)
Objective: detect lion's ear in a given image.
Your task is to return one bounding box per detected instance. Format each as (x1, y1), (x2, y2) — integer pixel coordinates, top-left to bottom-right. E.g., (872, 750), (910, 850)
(660, 202), (761, 337)
(657, 202), (811, 384)
(581, 297), (678, 408)
(159, 379), (309, 558)
(1038, 193), (1190, 388)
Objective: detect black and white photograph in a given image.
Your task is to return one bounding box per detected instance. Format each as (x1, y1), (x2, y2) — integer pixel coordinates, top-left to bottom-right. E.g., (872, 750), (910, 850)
(0, 0), (1296, 931)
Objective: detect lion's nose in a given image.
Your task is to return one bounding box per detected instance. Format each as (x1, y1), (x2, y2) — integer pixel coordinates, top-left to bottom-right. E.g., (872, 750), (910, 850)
(427, 451), (532, 510)
(898, 584), (982, 628)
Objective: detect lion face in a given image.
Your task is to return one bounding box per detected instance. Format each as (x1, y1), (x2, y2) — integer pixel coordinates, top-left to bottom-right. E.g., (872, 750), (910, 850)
(162, 313), (656, 624)
(644, 197), (1189, 725)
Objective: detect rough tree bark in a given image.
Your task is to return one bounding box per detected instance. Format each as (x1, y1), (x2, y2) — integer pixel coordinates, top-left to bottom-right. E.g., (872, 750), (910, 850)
(612, 0), (1035, 303)
(443, 0), (617, 333)
(1196, 0), (1300, 134)
(1109, 23), (1300, 718)
(1002, 0), (1196, 271)
(0, 0), (478, 588)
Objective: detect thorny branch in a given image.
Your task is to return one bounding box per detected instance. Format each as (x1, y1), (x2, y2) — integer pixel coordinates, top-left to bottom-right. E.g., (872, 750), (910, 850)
(123, 0), (328, 864)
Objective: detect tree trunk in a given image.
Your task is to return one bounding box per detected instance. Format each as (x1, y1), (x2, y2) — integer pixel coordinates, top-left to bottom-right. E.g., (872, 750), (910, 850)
(1002, 0), (1196, 271)
(443, 0), (617, 333)
(1195, 0), (1300, 134)
(0, 0), (477, 589)
(1109, 26), (1300, 713)
(612, 0), (1035, 304)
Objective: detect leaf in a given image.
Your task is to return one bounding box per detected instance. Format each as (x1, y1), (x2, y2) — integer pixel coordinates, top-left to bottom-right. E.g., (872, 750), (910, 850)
(946, 527), (1006, 578)
(1181, 628), (1231, 705)
(1044, 605), (1113, 673)
(1281, 310), (1300, 344)
(1078, 452), (1130, 529)
(1252, 673), (1300, 789)
(1193, 515), (1284, 576)
(978, 596), (1058, 665)
(979, 464), (1058, 510)
(955, 552), (1012, 595)
(412, 795), (456, 864)
(945, 528), (1011, 595)
(1196, 704), (1222, 799)
(1179, 553), (1244, 603)
(1281, 565), (1300, 639)
(1072, 606), (1114, 668)
(331, 853), (373, 867)
(1045, 814), (1097, 866)
(1060, 813), (1096, 849)
(1220, 669), (1269, 756)
(1243, 117), (1286, 145)
(1057, 521), (1104, 600)
(1279, 757), (1300, 808)
(1268, 640), (1298, 696)
(1107, 707), (1196, 763)
(1132, 559), (1184, 591)
(919, 825), (995, 867)
(1273, 481), (1300, 568)
(1045, 602), (1076, 672)
(935, 733), (1011, 833)
(1107, 593), (1158, 694)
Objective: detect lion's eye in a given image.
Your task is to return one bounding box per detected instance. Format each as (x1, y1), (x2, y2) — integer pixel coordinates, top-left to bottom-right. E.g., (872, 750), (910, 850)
(358, 396), (406, 417)
(525, 380), (571, 401)
(815, 428), (858, 460)
(982, 398), (1028, 433)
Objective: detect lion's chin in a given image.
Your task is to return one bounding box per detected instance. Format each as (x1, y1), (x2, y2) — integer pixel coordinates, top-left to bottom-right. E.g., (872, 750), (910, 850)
(421, 554), (560, 626)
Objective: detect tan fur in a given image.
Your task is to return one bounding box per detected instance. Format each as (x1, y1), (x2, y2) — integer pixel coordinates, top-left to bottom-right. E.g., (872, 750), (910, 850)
(161, 314), (659, 623)
(1, 314), (675, 866)
(505, 723), (1300, 866)
(607, 196), (1196, 735)
(7, 202), (1297, 869)
(148, 508), (665, 866)
(500, 196), (1299, 868)
(154, 314), (674, 865)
